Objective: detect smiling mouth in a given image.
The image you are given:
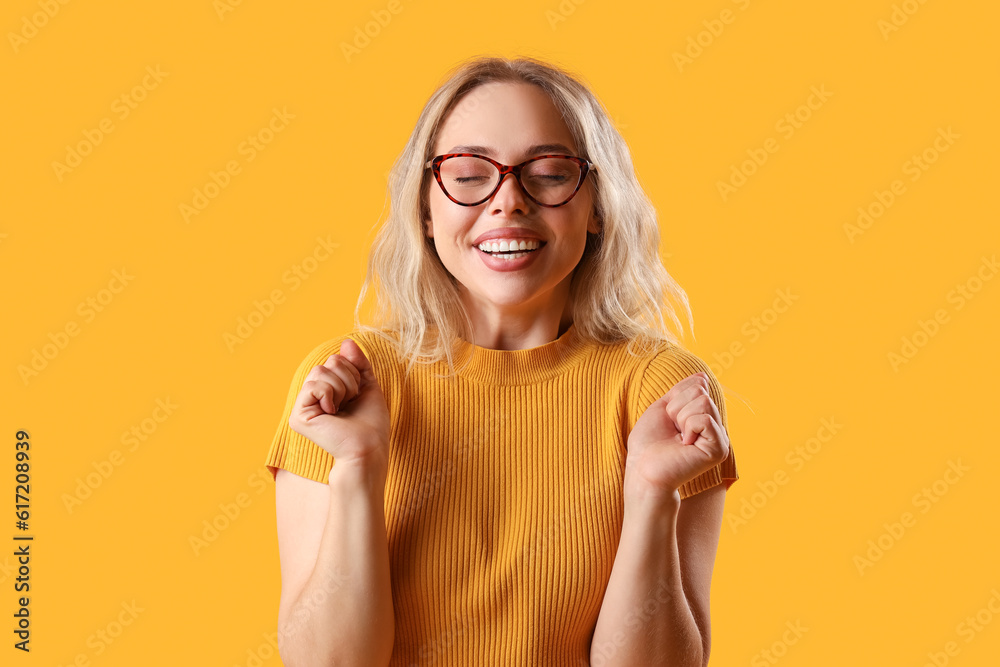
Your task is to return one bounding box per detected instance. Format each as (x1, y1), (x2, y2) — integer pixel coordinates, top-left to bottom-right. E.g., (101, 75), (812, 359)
(475, 241), (547, 258)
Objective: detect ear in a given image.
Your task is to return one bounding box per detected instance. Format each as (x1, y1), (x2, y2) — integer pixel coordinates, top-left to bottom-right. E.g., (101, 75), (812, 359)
(423, 218), (434, 239)
(587, 210), (602, 235)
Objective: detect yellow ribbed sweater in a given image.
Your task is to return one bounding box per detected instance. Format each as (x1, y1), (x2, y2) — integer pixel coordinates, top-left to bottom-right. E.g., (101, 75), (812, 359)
(264, 322), (738, 665)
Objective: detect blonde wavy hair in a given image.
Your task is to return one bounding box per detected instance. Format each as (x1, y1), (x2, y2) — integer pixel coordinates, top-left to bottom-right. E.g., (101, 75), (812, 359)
(353, 55), (695, 380)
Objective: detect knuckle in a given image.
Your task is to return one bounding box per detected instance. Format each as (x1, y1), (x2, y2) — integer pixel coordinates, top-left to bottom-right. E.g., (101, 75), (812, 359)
(318, 357), (357, 381)
(305, 366), (329, 382)
(327, 354), (351, 369)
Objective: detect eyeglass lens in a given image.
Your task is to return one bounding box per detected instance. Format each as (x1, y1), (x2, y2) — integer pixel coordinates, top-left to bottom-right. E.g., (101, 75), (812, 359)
(438, 156), (582, 205)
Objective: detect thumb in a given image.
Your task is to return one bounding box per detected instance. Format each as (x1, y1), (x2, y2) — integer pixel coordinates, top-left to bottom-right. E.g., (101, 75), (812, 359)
(339, 338), (375, 382)
(337, 339), (387, 420)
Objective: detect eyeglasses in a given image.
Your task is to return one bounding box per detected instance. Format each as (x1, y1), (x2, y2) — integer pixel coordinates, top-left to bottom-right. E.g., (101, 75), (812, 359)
(424, 153), (597, 207)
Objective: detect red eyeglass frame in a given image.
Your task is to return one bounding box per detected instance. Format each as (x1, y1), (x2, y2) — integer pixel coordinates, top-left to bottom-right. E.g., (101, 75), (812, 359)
(424, 153), (597, 208)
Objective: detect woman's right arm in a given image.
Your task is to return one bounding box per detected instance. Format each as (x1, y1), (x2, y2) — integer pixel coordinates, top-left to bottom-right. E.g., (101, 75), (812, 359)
(274, 459), (393, 667)
(273, 338), (394, 667)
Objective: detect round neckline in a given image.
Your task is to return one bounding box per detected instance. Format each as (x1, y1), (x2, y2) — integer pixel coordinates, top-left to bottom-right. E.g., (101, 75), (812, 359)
(450, 322), (590, 384)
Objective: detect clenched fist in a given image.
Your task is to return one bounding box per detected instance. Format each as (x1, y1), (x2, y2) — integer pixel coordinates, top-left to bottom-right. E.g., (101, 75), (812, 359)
(288, 338), (390, 469)
(624, 371), (730, 500)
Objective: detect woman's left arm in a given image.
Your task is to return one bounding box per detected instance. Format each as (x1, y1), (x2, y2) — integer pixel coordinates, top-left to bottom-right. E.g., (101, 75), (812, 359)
(591, 372), (730, 667)
(591, 484), (724, 666)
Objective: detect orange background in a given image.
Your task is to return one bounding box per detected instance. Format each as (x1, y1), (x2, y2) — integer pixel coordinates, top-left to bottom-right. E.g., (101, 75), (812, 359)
(2, 0), (998, 664)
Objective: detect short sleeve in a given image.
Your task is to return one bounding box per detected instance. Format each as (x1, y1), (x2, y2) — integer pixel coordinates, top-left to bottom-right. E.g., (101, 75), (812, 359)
(630, 344), (739, 500)
(263, 333), (357, 485)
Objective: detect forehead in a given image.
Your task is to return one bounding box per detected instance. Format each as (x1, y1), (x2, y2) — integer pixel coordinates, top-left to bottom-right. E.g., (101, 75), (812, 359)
(434, 81), (577, 158)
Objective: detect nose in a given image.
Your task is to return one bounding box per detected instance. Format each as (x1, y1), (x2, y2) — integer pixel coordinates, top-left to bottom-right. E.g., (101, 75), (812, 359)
(489, 171), (531, 216)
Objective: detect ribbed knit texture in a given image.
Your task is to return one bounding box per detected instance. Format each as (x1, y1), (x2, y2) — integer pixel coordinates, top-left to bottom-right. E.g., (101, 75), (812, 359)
(264, 323), (739, 665)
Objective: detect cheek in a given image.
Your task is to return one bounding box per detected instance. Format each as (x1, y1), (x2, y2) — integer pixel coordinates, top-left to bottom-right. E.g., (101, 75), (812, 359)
(429, 199), (478, 241)
(427, 188), (454, 224)
(426, 193), (451, 239)
(555, 208), (593, 246)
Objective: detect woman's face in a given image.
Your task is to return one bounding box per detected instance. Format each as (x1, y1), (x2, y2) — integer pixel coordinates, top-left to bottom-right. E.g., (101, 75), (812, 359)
(424, 81), (600, 327)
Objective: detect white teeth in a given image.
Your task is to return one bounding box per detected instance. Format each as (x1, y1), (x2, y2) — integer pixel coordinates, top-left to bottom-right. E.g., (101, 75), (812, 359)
(476, 239), (541, 253)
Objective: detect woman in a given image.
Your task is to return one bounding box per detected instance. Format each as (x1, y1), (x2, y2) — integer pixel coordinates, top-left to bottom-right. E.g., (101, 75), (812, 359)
(265, 55), (739, 666)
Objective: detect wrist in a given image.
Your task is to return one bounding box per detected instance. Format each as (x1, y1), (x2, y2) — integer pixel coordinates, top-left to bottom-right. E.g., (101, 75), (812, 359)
(623, 483), (682, 522)
(623, 462), (682, 504)
(328, 453), (388, 488)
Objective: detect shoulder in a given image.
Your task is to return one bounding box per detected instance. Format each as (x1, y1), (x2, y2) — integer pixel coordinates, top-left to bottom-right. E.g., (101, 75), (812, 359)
(276, 329), (404, 419)
(290, 328), (403, 391)
(626, 341), (729, 433)
(288, 328), (398, 369)
(628, 342), (740, 498)
(338, 329), (407, 406)
(637, 343), (722, 404)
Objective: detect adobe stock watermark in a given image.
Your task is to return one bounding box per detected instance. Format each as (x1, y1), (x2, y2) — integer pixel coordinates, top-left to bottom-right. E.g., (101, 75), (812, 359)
(62, 398), (179, 514)
(878, 0), (932, 40)
(716, 85), (833, 202)
(447, 83), (496, 125)
(18, 268), (134, 386)
(277, 564), (351, 650)
(853, 458), (970, 576)
(277, 565), (351, 643)
(844, 126), (959, 243)
(672, 0), (753, 72)
(233, 631), (280, 667)
(55, 600), (145, 666)
(545, 0), (588, 30)
(397, 413), (497, 520)
(340, 0), (410, 63)
(8, 0), (72, 54)
(920, 588), (1000, 667)
(521, 473), (606, 563)
(590, 576), (684, 667)
(887, 254), (996, 372)
(179, 107), (294, 223)
(188, 467), (271, 556)
(382, 84), (498, 183)
(750, 620), (809, 667)
(52, 66), (169, 183)
(726, 417), (842, 534)
(223, 235), (339, 352)
(213, 0), (246, 21)
(707, 287), (799, 376)
(407, 612), (475, 665)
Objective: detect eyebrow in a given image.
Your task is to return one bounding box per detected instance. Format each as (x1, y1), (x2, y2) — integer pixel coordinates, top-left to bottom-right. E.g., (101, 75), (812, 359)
(445, 143), (576, 158)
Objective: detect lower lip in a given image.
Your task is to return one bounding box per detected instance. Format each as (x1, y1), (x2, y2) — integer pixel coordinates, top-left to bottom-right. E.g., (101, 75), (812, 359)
(474, 243), (545, 272)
